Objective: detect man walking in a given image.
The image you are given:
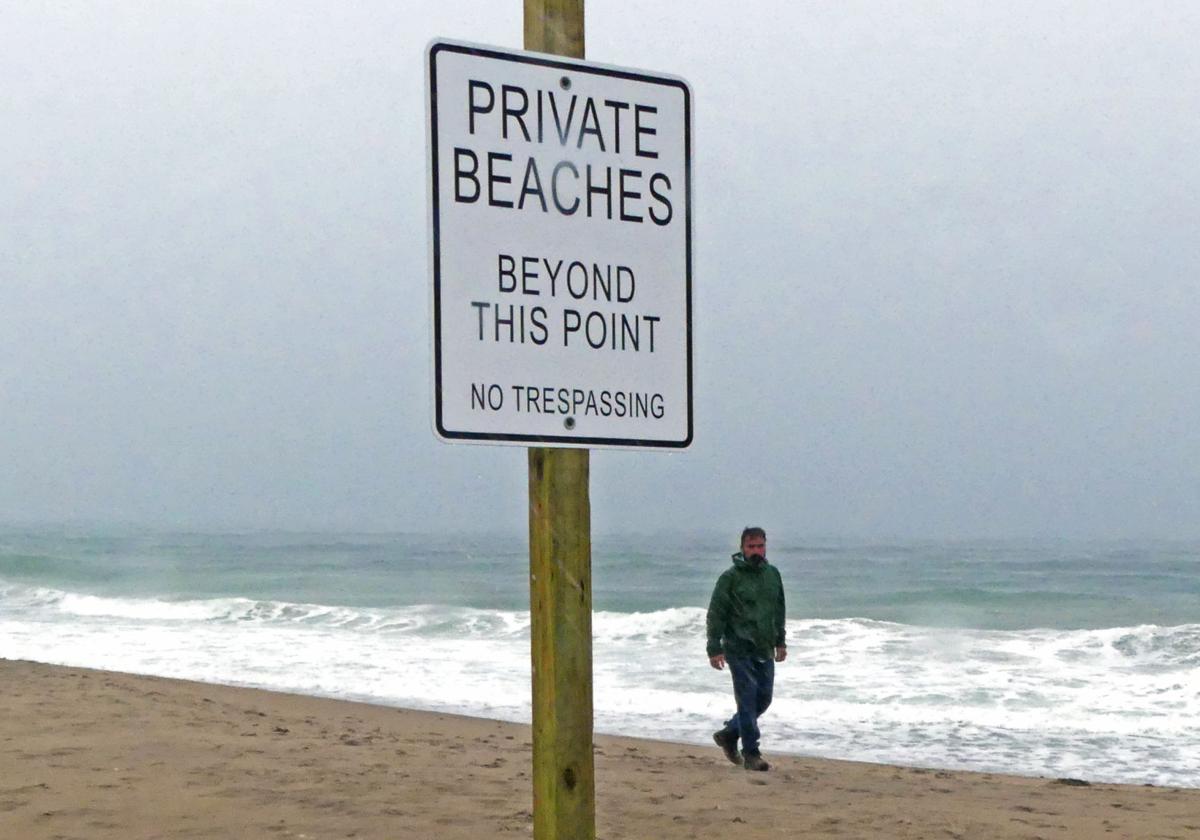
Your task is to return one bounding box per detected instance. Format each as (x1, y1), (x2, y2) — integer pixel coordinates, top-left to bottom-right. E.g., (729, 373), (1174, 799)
(706, 527), (787, 771)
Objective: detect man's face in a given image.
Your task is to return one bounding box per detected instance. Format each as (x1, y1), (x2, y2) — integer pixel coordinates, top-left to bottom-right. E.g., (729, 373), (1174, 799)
(741, 535), (766, 560)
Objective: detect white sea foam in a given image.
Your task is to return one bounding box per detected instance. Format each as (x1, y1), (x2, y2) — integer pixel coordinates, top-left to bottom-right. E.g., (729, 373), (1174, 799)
(2, 581), (1196, 786)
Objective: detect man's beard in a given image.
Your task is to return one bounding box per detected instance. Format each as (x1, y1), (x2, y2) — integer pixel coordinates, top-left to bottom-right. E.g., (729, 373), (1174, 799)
(746, 553), (766, 565)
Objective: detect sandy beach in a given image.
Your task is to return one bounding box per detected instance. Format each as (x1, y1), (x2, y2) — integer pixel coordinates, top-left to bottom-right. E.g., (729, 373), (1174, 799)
(1, 659), (1196, 840)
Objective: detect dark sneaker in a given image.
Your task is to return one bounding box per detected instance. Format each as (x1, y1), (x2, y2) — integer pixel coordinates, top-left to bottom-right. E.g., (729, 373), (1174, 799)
(743, 753), (770, 772)
(712, 730), (740, 765)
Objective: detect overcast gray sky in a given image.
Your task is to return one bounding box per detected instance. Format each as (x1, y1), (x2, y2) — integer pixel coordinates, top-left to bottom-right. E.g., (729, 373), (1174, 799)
(2, 1), (1198, 538)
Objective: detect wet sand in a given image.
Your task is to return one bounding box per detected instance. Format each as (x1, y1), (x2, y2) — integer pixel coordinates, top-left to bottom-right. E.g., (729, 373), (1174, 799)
(1, 659), (1196, 839)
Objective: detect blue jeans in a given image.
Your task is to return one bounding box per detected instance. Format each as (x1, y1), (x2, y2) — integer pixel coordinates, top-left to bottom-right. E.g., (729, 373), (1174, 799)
(722, 656), (774, 756)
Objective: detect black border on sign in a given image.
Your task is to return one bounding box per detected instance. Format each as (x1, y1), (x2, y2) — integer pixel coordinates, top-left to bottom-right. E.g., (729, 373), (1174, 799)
(429, 40), (693, 449)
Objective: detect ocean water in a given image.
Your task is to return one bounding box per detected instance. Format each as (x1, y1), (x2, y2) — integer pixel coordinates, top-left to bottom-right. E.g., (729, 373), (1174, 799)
(1, 528), (1197, 787)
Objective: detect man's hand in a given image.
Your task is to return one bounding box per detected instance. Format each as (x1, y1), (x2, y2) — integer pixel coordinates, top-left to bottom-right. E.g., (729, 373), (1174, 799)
(774, 646), (787, 663)
(709, 654), (726, 670)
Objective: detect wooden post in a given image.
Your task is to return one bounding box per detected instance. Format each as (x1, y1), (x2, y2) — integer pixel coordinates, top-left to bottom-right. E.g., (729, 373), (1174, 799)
(525, 0), (585, 58)
(524, 4), (593, 836)
(528, 447), (593, 840)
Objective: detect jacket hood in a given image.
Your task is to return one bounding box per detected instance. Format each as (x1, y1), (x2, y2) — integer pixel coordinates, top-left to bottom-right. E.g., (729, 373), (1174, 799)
(731, 551), (767, 569)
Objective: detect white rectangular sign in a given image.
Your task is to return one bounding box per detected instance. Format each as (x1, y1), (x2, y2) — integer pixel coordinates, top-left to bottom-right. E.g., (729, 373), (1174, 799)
(427, 40), (693, 448)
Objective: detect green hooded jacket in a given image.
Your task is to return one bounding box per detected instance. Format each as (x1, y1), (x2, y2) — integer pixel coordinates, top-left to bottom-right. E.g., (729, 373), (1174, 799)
(705, 552), (787, 659)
